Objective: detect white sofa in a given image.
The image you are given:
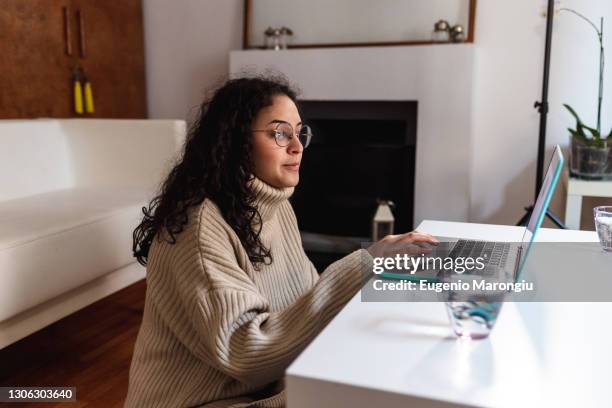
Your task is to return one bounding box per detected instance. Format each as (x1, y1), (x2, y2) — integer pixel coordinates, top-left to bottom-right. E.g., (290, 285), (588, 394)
(0, 119), (186, 349)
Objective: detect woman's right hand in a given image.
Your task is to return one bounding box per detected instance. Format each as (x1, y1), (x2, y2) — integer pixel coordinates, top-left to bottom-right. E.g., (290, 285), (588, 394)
(366, 230), (440, 258)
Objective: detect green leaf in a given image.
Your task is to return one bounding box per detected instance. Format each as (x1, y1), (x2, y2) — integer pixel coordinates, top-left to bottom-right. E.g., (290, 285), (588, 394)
(569, 127), (589, 145)
(581, 133), (605, 148)
(563, 104), (584, 126)
(577, 123), (589, 139)
(583, 124), (601, 140)
(563, 104), (589, 139)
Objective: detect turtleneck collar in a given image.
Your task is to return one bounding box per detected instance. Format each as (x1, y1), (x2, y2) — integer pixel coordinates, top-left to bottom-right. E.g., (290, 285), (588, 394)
(247, 175), (295, 224)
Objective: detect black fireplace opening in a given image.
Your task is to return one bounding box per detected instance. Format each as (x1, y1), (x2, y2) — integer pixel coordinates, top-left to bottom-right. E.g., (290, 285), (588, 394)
(291, 100), (417, 270)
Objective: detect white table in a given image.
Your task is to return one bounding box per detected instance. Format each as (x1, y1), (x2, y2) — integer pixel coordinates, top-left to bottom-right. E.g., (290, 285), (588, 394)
(564, 174), (612, 229)
(286, 220), (612, 408)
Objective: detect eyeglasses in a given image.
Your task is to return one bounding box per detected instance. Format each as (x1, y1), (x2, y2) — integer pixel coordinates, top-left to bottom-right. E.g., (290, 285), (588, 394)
(252, 122), (312, 149)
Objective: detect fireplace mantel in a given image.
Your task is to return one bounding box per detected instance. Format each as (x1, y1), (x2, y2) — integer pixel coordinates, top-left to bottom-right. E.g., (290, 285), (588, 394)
(230, 44), (474, 225)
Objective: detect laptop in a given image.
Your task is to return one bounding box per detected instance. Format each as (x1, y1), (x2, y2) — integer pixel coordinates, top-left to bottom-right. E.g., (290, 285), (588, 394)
(379, 145), (564, 282)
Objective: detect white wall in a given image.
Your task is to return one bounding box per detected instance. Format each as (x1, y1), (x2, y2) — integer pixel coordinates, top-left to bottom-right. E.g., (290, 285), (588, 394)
(142, 0), (243, 121)
(470, 0), (612, 228)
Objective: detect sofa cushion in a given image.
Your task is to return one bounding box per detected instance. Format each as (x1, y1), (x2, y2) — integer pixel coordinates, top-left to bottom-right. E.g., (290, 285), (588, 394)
(0, 120), (73, 202)
(0, 187), (151, 322)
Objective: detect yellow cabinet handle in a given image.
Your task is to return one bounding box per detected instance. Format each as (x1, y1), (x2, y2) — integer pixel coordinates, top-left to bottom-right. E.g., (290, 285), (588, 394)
(74, 79), (83, 114)
(84, 81), (94, 114)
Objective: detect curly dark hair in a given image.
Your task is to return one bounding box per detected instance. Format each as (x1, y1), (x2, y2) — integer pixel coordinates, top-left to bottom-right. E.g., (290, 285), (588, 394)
(132, 75), (299, 269)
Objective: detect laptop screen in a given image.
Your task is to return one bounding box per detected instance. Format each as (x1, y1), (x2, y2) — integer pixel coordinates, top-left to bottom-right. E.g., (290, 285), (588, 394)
(517, 145), (564, 276)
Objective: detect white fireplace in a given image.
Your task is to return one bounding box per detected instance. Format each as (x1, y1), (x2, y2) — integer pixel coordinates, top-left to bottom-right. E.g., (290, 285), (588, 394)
(230, 44), (474, 226)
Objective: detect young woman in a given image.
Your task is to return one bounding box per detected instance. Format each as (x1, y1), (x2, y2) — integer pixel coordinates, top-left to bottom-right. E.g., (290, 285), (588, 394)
(125, 76), (438, 408)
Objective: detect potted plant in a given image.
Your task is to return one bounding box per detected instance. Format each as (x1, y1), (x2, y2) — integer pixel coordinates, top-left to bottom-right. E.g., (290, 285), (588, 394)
(565, 104), (611, 179)
(562, 9), (611, 179)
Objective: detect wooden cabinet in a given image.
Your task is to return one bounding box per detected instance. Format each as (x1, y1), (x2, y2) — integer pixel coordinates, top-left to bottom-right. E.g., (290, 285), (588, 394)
(0, 0), (147, 119)
(0, 0), (72, 118)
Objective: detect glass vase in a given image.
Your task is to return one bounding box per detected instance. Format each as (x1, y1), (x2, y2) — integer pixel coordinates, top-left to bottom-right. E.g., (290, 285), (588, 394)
(569, 135), (612, 180)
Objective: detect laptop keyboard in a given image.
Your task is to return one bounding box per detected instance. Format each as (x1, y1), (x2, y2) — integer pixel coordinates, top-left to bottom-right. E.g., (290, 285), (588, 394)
(448, 240), (511, 268)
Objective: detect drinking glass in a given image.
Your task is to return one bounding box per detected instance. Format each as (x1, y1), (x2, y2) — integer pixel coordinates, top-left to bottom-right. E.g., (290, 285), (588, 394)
(594, 206), (612, 252)
(443, 273), (507, 340)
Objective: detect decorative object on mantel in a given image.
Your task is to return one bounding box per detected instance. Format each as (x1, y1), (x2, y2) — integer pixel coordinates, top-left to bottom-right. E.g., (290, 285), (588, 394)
(244, 0), (477, 49)
(560, 8), (611, 180)
(263, 27), (272, 47)
(431, 20), (465, 43)
(264, 26), (293, 50)
(279, 26), (293, 49)
(450, 24), (466, 42)
(432, 20), (450, 42)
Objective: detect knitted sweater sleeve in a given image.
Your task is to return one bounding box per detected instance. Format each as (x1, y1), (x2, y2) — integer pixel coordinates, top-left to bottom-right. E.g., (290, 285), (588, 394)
(188, 210), (374, 387)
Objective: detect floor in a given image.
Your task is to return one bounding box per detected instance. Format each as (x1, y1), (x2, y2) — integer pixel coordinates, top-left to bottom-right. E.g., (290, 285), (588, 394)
(0, 279), (147, 407)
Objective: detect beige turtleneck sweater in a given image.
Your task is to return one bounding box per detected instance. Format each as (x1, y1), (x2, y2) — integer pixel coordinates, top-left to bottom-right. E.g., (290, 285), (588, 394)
(124, 176), (373, 408)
